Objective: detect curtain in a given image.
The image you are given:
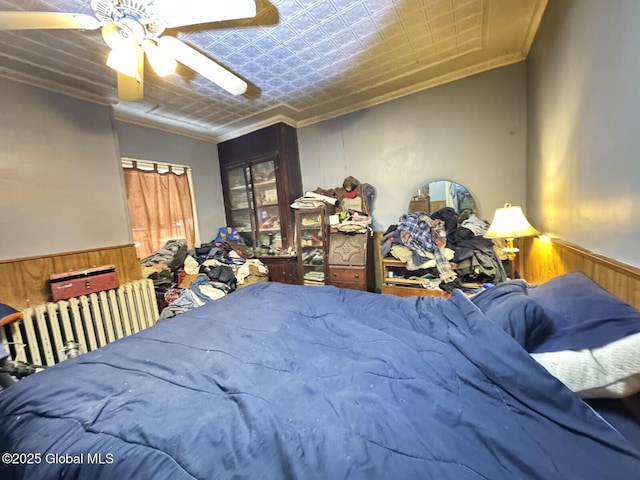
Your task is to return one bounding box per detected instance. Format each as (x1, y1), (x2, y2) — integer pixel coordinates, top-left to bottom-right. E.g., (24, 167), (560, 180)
(123, 163), (195, 258)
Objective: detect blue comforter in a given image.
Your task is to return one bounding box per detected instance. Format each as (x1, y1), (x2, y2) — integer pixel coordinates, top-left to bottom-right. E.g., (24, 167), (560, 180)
(1, 283), (639, 479)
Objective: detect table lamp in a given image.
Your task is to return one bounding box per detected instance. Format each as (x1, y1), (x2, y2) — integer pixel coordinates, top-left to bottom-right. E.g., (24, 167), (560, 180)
(484, 203), (540, 279)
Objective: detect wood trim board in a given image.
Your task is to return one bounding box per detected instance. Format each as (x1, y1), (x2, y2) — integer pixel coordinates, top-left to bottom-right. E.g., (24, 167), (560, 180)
(0, 244), (142, 310)
(521, 236), (640, 311)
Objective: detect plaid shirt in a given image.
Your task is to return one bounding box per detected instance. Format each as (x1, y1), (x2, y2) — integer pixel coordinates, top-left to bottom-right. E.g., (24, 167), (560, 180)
(397, 213), (457, 283)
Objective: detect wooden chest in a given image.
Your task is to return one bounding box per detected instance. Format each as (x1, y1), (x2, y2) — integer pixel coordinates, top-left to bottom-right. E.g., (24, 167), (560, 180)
(50, 265), (120, 301)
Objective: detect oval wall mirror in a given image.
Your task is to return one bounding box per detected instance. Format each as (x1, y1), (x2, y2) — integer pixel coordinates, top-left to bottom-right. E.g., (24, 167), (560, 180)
(408, 180), (476, 215)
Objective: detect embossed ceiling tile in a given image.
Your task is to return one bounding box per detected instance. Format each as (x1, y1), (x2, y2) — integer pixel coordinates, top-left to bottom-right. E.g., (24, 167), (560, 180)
(283, 34), (312, 53)
(425, 0), (456, 13)
(256, 67), (278, 81)
(456, 28), (482, 46)
(268, 23), (299, 43)
(268, 61), (291, 76)
(340, 2), (369, 24)
(222, 51), (249, 69)
(326, 52), (350, 69)
(403, 21), (429, 38)
(314, 35), (341, 53)
(401, 1), (427, 18)
(269, 77), (288, 88)
(219, 30), (251, 49)
(382, 27), (409, 46)
(306, 56), (328, 70)
(320, 14), (348, 35)
(0, 0), (548, 140)
(454, 0), (483, 17)
(291, 63), (311, 78)
(302, 25), (329, 44)
(369, 0), (398, 14)
(325, 27), (358, 48)
(268, 0), (300, 16)
(371, 6), (399, 30)
(308, 1), (339, 21)
(278, 54), (301, 70)
(288, 11), (317, 34)
(436, 42), (461, 58)
(456, 16), (483, 35)
(206, 41), (238, 59)
(256, 34), (282, 52)
(408, 33), (434, 53)
(427, 9), (456, 29)
(234, 24), (266, 42)
(431, 25), (457, 45)
(414, 45), (441, 62)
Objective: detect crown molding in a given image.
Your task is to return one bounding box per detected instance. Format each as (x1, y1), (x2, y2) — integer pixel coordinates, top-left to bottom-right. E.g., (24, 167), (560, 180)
(296, 53), (526, 129)
(112, 110), (219, 143)
(0, 66), (112, 106)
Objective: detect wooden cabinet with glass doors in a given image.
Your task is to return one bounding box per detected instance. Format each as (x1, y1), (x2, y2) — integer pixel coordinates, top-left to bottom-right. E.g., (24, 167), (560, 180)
(296, 207), (331, 286)
(218, 123), (303, 284)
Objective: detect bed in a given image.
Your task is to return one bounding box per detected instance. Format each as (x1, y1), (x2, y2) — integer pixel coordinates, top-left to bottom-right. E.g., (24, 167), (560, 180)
(1, 274), (640, 479)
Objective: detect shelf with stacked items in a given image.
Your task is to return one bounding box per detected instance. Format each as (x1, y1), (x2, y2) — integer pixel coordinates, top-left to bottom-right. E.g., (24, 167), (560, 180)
(381, 257), (451, 297)
(296, 207), (332, 287)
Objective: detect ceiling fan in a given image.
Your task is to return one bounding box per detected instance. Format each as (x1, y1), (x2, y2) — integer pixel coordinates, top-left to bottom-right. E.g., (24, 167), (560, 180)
(0, 0), (256, 101)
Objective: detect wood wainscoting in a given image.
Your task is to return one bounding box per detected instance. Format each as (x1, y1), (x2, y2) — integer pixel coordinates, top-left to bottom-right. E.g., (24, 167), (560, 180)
(0, 244), (142, 310)
(521, 236), (640, 311)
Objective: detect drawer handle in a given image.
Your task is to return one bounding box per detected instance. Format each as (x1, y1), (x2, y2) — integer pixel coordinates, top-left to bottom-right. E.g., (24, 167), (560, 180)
(332, 273), (337, 277)
(354, 274), (359, 278)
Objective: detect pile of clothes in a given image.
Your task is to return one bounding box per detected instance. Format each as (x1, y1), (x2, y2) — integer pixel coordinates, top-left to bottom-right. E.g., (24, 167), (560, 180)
(381, 207), (507, 292)
(140, 229), (268, 320)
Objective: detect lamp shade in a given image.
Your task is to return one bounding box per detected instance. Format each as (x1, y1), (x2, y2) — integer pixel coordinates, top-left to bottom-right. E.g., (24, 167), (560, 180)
(484, 203), (540, 239)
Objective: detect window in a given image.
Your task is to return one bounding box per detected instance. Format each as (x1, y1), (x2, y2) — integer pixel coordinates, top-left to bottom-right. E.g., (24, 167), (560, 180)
(122, 158), (200, 258)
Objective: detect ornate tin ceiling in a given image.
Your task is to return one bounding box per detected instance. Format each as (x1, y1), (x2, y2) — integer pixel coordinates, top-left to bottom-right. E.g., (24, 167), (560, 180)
(0, 0), (547, 141)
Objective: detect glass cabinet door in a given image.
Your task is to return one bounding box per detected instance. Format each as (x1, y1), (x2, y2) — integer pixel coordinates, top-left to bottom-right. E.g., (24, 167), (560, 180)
(298, 210), (327, 286)
(225, 166), (255, 246)
(251, 160), (282, 249)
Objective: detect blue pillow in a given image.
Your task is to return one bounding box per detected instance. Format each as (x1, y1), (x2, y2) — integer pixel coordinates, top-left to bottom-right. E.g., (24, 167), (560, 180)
(0, 303), (17, 319)
(471, 280), (553, 351)
(529, 271), (640, 353)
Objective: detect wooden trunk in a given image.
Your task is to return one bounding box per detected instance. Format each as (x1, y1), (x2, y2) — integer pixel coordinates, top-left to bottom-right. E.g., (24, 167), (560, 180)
(49, 265), (120, 301)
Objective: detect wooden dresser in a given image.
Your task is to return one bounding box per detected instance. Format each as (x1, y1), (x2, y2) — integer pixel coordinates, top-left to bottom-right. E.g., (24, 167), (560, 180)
(327, 231), (374, 291)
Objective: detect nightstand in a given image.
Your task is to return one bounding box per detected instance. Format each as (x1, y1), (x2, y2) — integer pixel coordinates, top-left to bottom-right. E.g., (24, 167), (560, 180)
(327, 231), (374, 291)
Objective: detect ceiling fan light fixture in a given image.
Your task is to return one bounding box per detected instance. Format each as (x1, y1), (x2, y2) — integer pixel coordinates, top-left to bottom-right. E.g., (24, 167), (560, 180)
(106, 47), (137, 78)
(0, 0), (257, 102)
(144, 40), (177, 77)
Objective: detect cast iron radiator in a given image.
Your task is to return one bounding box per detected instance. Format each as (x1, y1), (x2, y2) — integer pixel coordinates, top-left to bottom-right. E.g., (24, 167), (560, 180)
(0, 279), (159, 367)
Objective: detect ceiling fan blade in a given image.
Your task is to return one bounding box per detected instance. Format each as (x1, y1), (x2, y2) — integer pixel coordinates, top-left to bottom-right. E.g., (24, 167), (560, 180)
(158, 36), (247, 95)
(0, 12), (101, 30)
(117, 45), (144, 102)
(157, 0), (256, 28)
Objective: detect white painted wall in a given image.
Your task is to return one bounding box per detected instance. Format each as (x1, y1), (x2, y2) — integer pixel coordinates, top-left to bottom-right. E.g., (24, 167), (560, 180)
(527, 0), (640, 267)
(298, 64), (528, 231)
(114, 122), (224, 244)
(0, 79), (131, 260)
